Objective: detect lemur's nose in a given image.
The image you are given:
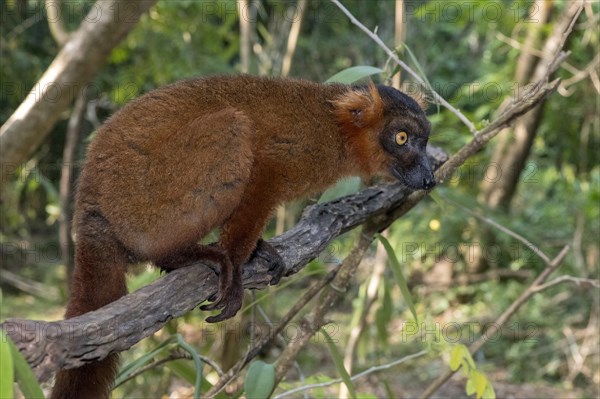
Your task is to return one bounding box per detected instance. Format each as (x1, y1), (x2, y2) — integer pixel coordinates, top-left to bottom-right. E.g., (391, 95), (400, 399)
(422, 177), (436, 190)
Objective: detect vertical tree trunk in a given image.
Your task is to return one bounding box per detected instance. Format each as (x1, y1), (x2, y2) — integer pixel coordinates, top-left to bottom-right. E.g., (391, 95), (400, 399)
(479, 0), (553, 211)
(472, 1), (585, 272)
(281, 0), (307, 77)
(0, 0), (156, 187)
(237, 0), (251, 73)
(392, 0), (405, 89)
(59, 92), (87, 288)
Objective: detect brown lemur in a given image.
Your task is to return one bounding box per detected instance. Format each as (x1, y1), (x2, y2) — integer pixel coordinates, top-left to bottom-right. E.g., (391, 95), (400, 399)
(51, 75), (435, 399)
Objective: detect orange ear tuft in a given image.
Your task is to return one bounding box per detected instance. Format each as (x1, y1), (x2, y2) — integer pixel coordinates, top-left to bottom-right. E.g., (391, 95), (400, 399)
(331, 81), (383, 129)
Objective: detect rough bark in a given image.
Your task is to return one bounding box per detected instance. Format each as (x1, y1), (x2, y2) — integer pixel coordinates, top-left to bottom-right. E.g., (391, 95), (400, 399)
(0, 41), (563, 385)
(59, 92), (87, 287)
(0, 147), (447, 383)
(0, 0), (156, 186)
(479, 0), (566, 210)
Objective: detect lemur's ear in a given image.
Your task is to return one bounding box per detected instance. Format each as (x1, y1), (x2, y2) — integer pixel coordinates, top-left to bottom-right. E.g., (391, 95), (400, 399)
(410, 91), (428, 112)
(331, 82), (383, 128)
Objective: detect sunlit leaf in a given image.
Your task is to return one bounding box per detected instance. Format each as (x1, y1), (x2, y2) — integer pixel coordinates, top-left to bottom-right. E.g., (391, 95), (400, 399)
(483, 382), (496, 399)
(471, 370), (488, 399)
(322, 328), (356, 399)
(449, 345), (464, 371)
(177, 334), (203, 399)
(1, 331), (14, 399)
(115, 338), (175, 386)
(326, 66), (384, 84)
(376, 234), (418, 323)
(318, 177), (362, 203)
(244, 360), (276, 399)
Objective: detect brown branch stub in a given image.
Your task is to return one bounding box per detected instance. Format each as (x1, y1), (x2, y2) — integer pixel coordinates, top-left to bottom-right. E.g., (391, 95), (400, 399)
(46, 0), (72, 46)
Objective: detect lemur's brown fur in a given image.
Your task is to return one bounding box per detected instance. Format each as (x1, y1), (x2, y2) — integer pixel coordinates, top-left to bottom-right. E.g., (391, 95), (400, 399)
(51, 75), (434, 399)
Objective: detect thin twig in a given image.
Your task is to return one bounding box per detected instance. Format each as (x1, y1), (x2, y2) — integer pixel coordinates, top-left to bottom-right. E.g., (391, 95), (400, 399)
(115, 351), (223, 390)
(273, 228), (378, 383)
(531, 276), (600, 293)
(442, 196), (552, 264)
(419, 245), (571, 399)
(203, 265), (341, 398)
(273, 350), (428, 399)
(330, 0), (477, 134)
(114, 352), (192, 389)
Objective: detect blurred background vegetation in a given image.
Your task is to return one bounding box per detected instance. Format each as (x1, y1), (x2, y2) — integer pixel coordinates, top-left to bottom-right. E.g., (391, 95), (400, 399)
(1, 0), (598, 398)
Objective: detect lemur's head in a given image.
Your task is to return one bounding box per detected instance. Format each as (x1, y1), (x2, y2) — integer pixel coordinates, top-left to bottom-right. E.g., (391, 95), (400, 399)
(332, 83), (435, 190)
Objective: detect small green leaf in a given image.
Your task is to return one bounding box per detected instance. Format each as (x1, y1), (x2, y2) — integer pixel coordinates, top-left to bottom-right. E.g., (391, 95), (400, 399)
(376, 234), (418, 323)
(449, 345), (463, 371)
(177, 334), (203, 399)
(115, 338), (175, 386)
(471, 370), (488, 399)
(321, 328), (356, 399)
(428, 191), (445, 210)
(1, 331), (14, 399)
(466, 378), (476, 395)
(318, 177), (362, 203)
(326, 66), (384, 84)
(9, 336), (44, 398)
(462, 349), (476, 370)
(244, 360), (276, 399)
(483, 382), (496, 399)
(375, 280), (392, 349)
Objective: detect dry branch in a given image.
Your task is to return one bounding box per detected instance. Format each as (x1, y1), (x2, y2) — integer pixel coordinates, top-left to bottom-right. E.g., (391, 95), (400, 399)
(1, 8), (569, 388)
(0, 0), (157, 185)
(1, 61), (562, 387)
(1, 148), (448, 383)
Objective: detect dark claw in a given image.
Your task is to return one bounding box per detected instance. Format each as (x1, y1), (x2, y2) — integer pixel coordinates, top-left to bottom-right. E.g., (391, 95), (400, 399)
(203, 280), (244, 323)
(205, 300), (242, 323)
(252, 239), (286, 285)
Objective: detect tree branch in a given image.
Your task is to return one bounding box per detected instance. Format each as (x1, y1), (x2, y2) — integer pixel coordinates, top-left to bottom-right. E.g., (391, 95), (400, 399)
(273, 350), (428, 399)
(330, 0), (477, 133)
(0, 12), (569, 386)
(0, 147), (447, 384)
(46, 0), (72, 46)
(1, 44), (564, 385)
(0, 0), (157, 186)
(419, 245), (571, 399)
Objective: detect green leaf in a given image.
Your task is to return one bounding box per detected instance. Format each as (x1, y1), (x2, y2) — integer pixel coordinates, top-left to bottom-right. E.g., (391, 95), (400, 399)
(1, 331), (14, 399)
(177, 334), (203, 399)
(462, 349), (476, 370)
(321, 328), (356, 399)
(449, 345), (464, 371)
(115, 338), (175, 386)
(318, 177), (362, 203)
(428, 191), (445, 210)
(483, 382), (496, 399)
(167, 360), (196, 384)
(326, 66), (384, 84)
(376, 234), (418, 324)
(470, 370), (488, 399)
(244, 360), (276, 399)
(466, 378), (476, 396)
(9, 337), (44, 398)
(167, 360), (214, 393)
(375, 279), (392, 349)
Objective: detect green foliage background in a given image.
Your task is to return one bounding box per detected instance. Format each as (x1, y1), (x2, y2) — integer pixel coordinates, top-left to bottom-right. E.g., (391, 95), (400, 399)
(1, 0), (598, 398)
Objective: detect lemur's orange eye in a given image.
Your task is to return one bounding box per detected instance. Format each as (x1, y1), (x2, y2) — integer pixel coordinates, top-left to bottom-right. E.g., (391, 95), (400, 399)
(395, 131), (408, 146)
